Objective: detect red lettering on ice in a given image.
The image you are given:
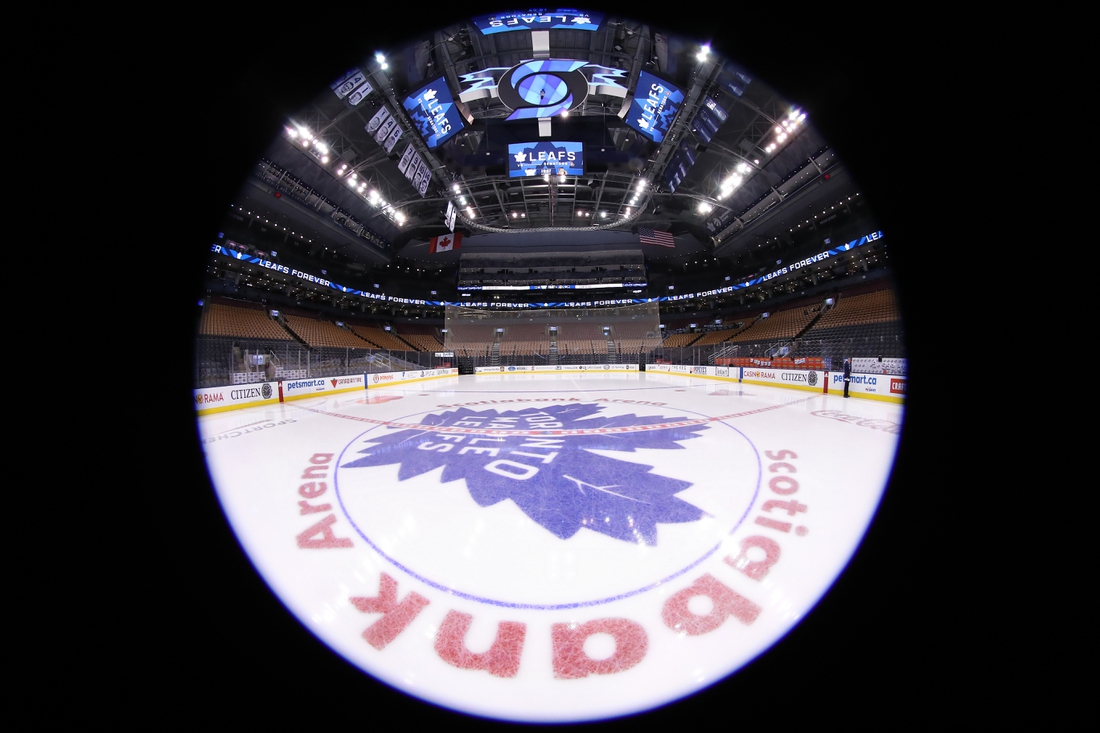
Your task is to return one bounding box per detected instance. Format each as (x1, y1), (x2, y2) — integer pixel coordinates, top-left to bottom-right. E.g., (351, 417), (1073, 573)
(434, 610), (526, 678)
(661, 574), (761, 635)
(724, 535), (782, 581)
(551, 618), (647, 679)
(351, 573), (431, 650)
(295, 514), (353, 548)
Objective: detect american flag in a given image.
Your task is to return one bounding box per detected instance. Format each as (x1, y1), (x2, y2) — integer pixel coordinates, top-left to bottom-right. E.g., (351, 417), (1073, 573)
(638, 227), (675, 248)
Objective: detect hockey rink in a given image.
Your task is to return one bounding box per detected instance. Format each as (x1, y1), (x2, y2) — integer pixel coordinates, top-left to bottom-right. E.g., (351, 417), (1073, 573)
(196, 371), (904, 722)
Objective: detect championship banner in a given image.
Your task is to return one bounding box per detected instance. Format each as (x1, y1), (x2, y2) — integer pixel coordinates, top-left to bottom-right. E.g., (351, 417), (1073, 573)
(717, 59), (753, 98)
(374, 115), (397, 145)
(444, 200), (457, 232)
(331, 68), (368, 100)
(398, 140), (416, 174)
(664, 140), (698, 192)
(625, 70), (685, 144)
(404, 152), (428, 194)
(347, 80), (374, 106)
(383, 123), (403, 154)
(366, 105), (392, 135)
(402, 77), (464, 148)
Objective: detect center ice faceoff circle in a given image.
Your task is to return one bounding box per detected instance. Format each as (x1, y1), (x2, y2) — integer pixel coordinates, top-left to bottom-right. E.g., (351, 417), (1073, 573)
(334, 399), (761, 608)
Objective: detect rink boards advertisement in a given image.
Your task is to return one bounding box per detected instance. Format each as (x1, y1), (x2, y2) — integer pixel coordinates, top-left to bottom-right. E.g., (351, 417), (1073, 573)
(646, 364), (736, 380)
(194, 382), (281, 415)
(646, 364), (905, 403)
(852, 357), (907, 376)
(476, 364), (639, 374)
(195, 373), (377, 414)
(739, 367), (825, 393)
(367, 368), (458, 388)
(284, 374), (366, 401)
(827, 371), (905, 401)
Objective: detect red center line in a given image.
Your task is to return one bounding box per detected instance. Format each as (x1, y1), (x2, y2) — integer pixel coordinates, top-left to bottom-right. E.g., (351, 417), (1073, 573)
(290, 394), (821, 435)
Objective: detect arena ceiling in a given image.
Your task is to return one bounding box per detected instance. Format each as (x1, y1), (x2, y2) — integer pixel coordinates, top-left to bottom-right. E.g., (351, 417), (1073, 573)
(220, 8), (877, 278)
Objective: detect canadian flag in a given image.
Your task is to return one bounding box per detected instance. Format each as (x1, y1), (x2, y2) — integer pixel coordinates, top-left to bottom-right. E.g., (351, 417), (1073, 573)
(429, 232), (462, 253)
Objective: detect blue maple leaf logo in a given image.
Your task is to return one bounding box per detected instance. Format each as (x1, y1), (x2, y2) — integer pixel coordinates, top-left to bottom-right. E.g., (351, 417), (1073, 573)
(340, 404), (709, 545)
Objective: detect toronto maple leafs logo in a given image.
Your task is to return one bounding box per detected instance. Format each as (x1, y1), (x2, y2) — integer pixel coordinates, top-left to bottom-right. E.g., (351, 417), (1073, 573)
(341, 404), (708, 545)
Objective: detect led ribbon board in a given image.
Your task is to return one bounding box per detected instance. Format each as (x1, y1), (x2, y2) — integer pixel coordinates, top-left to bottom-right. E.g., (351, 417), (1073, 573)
(403, 77), (464, 148)
(458, 282), (646, 291)
(471, 9), (603, 34)
(210, 232), (882, 309)
(459, 60), (627, 121)
(625, 70), (684, 144)
(508, 141), (584, 177)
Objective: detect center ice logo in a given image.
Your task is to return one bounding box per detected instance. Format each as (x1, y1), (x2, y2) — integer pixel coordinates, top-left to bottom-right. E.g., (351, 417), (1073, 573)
(340, 404), (708, 544)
